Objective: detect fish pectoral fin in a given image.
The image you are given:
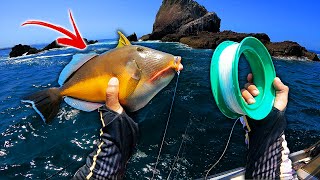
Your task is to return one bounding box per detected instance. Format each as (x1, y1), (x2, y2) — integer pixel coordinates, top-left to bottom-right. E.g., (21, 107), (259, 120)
(124, 77), (140, 99)
(126, 60), (141, 80)
(64, 97), (103, 112)
(116, 31), (132, 48)
(58, 53), (98, 86)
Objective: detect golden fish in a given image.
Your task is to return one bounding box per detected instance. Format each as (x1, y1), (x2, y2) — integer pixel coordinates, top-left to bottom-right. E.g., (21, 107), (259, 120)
(22, 31), (183, 123)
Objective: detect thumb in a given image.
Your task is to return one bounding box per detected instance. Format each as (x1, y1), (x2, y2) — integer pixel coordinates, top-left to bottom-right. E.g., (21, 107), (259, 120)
(273, 77), (289, 111)
(106, 77), (123, 114)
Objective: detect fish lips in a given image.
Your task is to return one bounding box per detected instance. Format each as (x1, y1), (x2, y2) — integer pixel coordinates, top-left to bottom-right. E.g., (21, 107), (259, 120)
(174, 56), (183, 71)
(148, 56), (183, 84)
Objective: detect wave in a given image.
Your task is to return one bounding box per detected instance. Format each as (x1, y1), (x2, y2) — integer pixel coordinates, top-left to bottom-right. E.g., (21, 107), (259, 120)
(34, 53), (73, 59)
(0, 47), (11, 50)
(138, 40), (161, 43)
(273, 56), (310, 61)
(94, 41), (117, 45)
(1, 46), (71, 61)
(136, 40), (182, 44)
(57, 107), (80, 122)
(93, 48), (110, 52)
(0, 53), (73, 65)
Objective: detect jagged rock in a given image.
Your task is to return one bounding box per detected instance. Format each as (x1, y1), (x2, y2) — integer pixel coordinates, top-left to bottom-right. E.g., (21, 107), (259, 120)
(9, 44), (39, 58)
(84, 38), (98, 45)
(42, 41), (63, 51)
(42, 38), (98, 51)
(127, 33), (138, 42)
(140, 0), (317, 61)
(180, 31), (270, 49)
(266, 41), (319, 61)
(179, 31), (318, 61)
(177, 12), (220, 36)
(303, 51), (319, 61)
(147, 0), (220, 40)
(140, 34), (151, 41)
(162, 34), (182, 42)
(9, 38), (98, 58)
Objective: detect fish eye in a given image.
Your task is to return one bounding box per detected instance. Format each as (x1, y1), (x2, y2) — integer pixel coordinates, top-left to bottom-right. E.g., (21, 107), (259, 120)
(137, 47), (144, 52)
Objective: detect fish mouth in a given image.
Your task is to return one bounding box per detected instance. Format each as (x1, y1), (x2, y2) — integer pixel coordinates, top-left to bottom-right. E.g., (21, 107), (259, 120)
(174, 56), (183, 72)
(148, 56), (183, 84)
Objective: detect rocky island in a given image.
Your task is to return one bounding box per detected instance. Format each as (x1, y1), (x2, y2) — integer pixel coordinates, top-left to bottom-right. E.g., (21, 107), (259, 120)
(126, 33), (138, 42)
(9, 38), (98, 58)
(141, 0), (319, 61)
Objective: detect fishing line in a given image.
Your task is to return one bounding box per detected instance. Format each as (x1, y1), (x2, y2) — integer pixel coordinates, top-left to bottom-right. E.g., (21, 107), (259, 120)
(45, 159), (79, 180)
(151, 72), (180, 180)
(204, 117), (239, 179)
(166, 119), (191, 180)
(218, 44), (244, 115)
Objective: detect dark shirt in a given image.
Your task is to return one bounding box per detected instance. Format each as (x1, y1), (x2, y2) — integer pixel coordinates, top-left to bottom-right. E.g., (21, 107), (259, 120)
(74, 107), (296, 179)
(73, 106), (139, 180)
(245, 108), (296, 179)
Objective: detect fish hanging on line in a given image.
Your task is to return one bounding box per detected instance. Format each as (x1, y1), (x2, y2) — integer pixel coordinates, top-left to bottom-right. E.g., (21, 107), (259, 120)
(22, 31), (183, 123)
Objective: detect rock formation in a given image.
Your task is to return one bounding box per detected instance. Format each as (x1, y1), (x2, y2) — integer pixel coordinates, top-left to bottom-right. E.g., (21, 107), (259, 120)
(179, 31), (270, 49)
(41, 41), (64, 51)
(127, 33), (138, 42)
(85, 39), (98, 45)
(180, 31), (319, 61)
(9, 44), (39, 58)
(266, 41), (319, 61)
(141, 0), (318, 61)
(147, 0), (220, 40)
(9, 38), (98, 58)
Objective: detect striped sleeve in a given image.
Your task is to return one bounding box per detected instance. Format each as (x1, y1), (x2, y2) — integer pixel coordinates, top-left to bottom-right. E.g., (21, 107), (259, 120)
(73, 106), (139, 180)
(244, 108), (298, 179)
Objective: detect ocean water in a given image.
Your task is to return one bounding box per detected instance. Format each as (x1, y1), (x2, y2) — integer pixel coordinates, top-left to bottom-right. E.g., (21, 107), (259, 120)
(0, 40), (319, 179)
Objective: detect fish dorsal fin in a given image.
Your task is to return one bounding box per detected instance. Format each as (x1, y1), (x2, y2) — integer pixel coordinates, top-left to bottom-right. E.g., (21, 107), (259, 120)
(58, 53), (98, 86)
(117, 31), (131, 48)
(64, 97), (103, 112)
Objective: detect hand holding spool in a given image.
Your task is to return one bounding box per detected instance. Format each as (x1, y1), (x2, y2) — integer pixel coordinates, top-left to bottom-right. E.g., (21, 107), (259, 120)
(241, 73), (289, 111)
(210, 37), (288, 120)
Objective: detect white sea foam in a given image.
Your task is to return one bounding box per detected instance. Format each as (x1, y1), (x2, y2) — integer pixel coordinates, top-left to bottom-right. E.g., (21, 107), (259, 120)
(70, 139), (86, 149)
(57, 107), (80, 122)
(136, 40), (182, 44)
(34, 53), (72, 59)
(132, 149), (148, 160)
(273, 56), (310, 61)
(93, 48), (110, 52)
(2, 46), (70, 61)
(94, 41), (117, 45)
(4, 53), (73, 65)
(137, 40), (161, 43)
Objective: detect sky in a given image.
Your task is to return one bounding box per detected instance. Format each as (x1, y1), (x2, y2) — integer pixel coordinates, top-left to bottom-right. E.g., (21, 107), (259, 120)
(0, 0), (319, 50)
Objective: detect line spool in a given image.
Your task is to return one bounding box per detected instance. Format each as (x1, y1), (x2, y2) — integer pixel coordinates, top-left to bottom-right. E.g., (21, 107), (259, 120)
(210, 37), (276, 120)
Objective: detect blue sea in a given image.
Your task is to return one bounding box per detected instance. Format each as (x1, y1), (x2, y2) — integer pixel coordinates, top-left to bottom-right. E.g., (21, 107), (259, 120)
(0, 40), (319, 179)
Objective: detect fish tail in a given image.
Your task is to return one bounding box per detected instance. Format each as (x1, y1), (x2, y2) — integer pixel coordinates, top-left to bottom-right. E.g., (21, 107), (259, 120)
(22, 88), (62, 123)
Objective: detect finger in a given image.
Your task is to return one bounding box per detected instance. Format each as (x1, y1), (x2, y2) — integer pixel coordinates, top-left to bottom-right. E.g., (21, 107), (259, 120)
(273, 77), (289, 111)
(273, 77), (289, 92)
(244, 83), (260, 96)
(106, 77), (123, 113)
(247, 73), (253, 83)
(241, 89), (256, 104)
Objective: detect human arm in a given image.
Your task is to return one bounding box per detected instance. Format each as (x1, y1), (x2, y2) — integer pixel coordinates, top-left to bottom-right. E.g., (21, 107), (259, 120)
(241, 74), (296, 179)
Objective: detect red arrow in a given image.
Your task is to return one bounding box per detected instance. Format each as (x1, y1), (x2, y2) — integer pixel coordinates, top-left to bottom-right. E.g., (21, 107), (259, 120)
(21, 10), (87, 50)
